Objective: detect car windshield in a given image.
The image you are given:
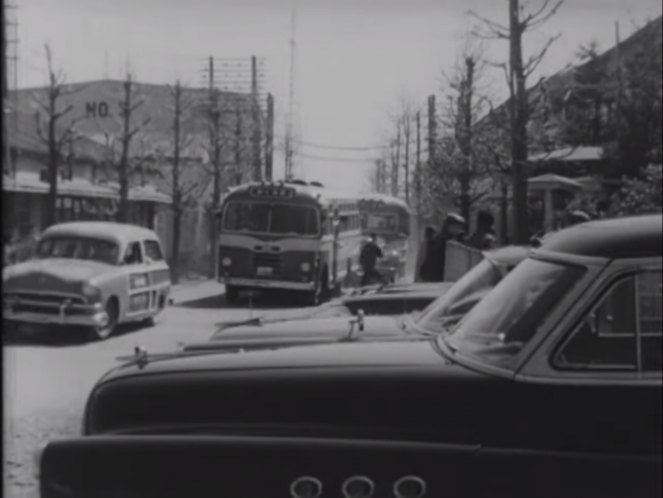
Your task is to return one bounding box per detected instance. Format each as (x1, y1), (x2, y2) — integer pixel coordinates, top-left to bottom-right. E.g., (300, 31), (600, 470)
(440, 257), (586, 369)
(223, 201), (320, 236)
(415, 258), (504, 334)
(37, 237), (120, 265)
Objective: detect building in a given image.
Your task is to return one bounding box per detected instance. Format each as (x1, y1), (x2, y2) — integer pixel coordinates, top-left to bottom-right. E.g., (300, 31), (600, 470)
(4, 79), (263, 272)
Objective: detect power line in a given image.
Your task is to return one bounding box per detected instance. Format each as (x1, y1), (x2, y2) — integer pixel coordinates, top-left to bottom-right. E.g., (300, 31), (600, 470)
(297, 152), (378, 163)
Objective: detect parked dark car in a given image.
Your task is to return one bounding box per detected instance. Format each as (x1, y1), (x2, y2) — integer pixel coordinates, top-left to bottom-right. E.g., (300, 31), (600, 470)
(196, 246), (528, 352)
(38, 215), (662, 498)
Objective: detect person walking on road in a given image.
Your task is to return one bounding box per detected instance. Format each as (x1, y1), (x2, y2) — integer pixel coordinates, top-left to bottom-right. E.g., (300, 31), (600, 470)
(416, 226), (437, 282)
(468, 211), (496, 250)
(360, 233), (383, 286)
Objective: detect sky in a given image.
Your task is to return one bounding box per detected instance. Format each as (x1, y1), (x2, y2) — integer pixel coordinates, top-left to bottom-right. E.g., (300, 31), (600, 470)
(11, 0), (663, 192)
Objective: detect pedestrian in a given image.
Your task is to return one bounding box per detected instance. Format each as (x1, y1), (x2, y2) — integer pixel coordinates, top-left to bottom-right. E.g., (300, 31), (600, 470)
(416, 226), (437, 282)
(359, 232), (383, 286)
(468, 210), (496, 250)
(430, 213), (466, 282)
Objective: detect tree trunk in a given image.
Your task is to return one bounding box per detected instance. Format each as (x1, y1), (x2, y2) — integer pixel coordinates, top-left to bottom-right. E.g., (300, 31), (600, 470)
(172, 207), (182, 283)
(46, 110), (58, 227)
(509, 0), (530, 244)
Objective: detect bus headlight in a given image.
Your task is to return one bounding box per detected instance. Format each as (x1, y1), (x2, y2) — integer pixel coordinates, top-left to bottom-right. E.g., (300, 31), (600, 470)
(300, 262), (311, 272)
(222, 257), (232, 267)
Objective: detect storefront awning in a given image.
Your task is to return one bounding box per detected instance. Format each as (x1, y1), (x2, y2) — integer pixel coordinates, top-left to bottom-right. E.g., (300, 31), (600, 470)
(2, 171), (171, 204)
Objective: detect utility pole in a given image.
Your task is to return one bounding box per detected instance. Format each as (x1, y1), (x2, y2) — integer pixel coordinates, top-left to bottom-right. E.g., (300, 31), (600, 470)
(415, 110), (422, 238)
(251, 55), (262, 181)
(4, 3), (18, 177)
(391, 124), (401, 197)
(427, 95), (436, 171)
(284, 8), (297, 179)
(234, 98), (243, 185)
(509, 0), (529, 244)
(207, 55), (223, 278)
(457, 56), (475, 223)
(265, 93), (274, 181)
(403, 115), (411, 205)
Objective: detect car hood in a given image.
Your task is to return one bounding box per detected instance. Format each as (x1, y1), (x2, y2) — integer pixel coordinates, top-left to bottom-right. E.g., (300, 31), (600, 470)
(87, 340), (501, 439)
(3, 258), (114, 293)
(210, 315), (408, 342)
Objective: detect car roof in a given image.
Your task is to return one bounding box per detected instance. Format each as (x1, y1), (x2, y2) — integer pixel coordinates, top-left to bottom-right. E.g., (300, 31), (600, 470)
(541, 214), (662, 259)
(42, 222), (159, 245)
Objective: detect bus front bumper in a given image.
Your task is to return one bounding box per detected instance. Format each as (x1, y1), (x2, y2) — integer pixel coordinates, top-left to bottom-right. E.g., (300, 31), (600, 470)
(222, 277), (316, 291)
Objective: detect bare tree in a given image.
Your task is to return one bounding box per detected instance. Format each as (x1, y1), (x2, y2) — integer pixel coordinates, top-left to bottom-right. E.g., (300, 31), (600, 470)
(202, 83), (224, 278)
(32, 44), (84, 227)
(115, 72), (151, 223)
(471, 0), (564, 243)
(165, 80), (197, 283)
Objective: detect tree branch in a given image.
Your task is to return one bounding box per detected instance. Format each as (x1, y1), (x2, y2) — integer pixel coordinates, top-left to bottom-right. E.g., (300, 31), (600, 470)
(523, 0), (564, 30)
(468, 9), (509, 37)
(524, 33), (562, 78)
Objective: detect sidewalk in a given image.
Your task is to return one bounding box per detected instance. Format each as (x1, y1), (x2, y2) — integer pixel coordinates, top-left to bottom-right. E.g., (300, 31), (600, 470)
(169, 278), (225, 305)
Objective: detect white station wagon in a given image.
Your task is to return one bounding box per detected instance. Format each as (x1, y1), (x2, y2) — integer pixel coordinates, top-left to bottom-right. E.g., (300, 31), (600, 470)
(2, 222), (171, 340)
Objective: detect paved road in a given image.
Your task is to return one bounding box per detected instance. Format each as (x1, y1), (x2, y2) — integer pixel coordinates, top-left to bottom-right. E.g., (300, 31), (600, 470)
(3, 280), (347, 498)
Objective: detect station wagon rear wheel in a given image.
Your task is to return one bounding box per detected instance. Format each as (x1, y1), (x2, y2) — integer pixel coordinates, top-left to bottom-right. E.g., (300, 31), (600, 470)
(89, 298), (118, 341)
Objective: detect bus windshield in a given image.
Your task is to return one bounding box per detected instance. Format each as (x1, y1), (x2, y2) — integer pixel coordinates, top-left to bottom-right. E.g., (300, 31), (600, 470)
(223, 201), (321, 236)
(363, 213), (397, 232)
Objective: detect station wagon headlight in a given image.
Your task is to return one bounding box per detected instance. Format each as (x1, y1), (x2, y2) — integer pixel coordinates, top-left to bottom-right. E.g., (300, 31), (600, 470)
(81, 282), (101, 300)
(300, 261), (311, 272)
(222, 257), (232, 267)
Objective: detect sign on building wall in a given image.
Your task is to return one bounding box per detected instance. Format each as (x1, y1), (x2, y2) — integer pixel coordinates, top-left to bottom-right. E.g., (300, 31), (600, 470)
(85, 102), (110, 119)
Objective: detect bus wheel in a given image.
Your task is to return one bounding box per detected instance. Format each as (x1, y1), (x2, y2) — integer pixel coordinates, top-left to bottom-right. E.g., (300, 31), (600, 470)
(225, 285), (239, 304)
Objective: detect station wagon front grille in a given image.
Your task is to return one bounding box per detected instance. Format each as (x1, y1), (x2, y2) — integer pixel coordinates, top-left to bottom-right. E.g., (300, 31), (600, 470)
(8, 292), (86, 306)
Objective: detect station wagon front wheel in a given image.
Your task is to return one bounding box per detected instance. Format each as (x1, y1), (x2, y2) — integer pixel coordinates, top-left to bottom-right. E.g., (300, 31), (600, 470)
(89, 298), (119, 341)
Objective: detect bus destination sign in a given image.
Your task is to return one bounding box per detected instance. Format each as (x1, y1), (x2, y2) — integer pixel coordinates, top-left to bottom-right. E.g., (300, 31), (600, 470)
(249, 186), (296, 198)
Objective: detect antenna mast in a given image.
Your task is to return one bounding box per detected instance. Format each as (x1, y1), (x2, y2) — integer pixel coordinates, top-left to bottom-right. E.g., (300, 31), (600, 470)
(284, 8), (297, 179)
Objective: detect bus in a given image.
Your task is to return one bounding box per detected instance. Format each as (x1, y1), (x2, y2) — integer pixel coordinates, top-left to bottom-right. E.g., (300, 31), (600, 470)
(217, 181), (363, 305)
(358, 194), (412, 282)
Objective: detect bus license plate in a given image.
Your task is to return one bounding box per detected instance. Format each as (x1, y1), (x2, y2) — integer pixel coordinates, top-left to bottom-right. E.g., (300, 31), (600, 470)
(256, 266), (273, 276)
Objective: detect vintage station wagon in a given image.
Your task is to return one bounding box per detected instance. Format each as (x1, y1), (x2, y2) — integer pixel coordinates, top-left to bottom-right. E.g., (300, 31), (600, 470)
(3, 222), (171, 340)
(37, 215), (661, 498)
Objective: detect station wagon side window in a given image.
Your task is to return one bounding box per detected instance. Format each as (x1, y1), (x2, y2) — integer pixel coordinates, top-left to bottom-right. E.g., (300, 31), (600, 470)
(123, 241), (144, 265)
(144, 240), (164, 262)
(554, 271), (662, 372)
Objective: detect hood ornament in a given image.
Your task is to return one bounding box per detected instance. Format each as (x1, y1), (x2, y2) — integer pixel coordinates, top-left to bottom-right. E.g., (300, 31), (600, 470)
(116, 346), (149, 368)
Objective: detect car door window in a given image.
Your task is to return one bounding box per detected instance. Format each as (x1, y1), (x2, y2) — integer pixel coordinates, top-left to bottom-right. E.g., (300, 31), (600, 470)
(123, 242), (143, 265)
(638, 271), (662, 372)
(144, 240), (164, 262)
(554, 271), (662, 373)
(555, 277), (637, 371)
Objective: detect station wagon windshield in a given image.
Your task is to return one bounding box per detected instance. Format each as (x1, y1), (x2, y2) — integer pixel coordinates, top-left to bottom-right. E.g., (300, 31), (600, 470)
(441, 258), (586, 369)
(223, 201), (320, 236)
(416, 258), (504, 334)
(37, 237), (120, 265)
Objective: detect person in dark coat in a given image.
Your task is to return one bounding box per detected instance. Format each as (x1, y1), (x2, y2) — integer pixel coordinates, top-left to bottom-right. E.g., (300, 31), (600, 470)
(359, 233), (383, 286)
(430, 213), (466, 282)
(468, 210), (496, 250)
(416, 226), (437, 282)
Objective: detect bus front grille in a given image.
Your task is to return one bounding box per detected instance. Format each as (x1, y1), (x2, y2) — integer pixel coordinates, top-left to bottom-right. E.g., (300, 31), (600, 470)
(252, 253), (281, 277)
